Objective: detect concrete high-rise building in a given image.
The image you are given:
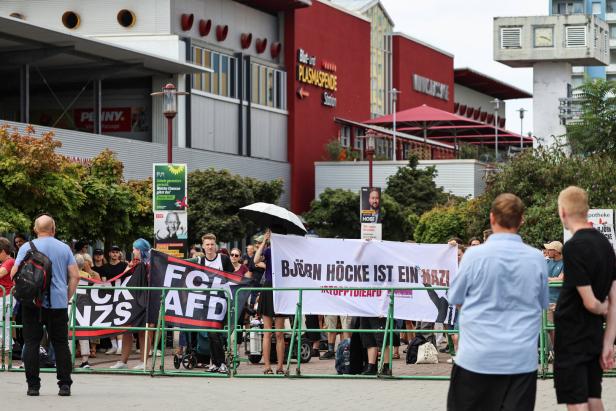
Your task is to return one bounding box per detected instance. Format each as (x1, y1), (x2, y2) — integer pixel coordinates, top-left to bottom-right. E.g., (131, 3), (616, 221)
(549, 0), (616, 85)
(494, 14), (609, 147)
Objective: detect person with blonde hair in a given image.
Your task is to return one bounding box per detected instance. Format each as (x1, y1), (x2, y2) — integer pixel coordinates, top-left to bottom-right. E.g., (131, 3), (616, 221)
(554, 186), (615, 410)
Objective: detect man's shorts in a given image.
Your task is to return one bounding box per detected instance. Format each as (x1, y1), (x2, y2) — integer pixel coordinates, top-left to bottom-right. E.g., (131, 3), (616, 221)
(359, 317), (386, 348)
(324, 315), (353, 331)
(447, 364), (537, 411)
(554, 355), (602, 404)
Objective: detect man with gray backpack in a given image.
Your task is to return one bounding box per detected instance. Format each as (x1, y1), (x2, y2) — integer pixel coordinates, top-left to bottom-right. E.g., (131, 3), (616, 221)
(10, 215), (79, 397)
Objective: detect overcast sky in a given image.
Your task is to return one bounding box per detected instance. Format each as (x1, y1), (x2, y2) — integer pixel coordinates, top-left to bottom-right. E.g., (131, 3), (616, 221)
(381, 0), (549, 134)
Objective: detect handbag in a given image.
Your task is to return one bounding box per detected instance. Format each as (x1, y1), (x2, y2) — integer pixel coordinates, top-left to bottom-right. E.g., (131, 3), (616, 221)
(415, 342), (439, 364)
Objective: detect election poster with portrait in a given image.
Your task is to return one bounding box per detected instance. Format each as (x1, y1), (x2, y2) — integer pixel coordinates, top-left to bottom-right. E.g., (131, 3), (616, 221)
(360, 186), (382, 224)
(271, 234), (458, 322)
(154, 211), (188, 258)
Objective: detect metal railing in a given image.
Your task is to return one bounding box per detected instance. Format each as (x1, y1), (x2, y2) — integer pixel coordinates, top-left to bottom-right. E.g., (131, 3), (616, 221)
(3, 282), (616, 380)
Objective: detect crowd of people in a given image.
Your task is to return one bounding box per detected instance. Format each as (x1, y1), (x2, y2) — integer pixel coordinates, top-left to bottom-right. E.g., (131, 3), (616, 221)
(1, 185), (615, 411)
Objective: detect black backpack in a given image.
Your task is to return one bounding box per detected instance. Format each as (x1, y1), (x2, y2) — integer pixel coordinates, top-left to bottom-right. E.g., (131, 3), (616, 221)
(13, 241), (53, 307)
(406, 335), (428, 364)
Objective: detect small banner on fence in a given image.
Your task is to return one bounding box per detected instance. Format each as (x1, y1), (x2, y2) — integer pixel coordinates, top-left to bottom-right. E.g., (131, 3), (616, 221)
(72, 263), (148, 338)
(149, 250), (246, 329)
(271, 234), (458, 322)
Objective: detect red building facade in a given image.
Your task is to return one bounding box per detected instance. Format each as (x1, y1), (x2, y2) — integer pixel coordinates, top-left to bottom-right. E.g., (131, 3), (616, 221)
(392, 34), (455, 113)
(285, 2), (371, 212)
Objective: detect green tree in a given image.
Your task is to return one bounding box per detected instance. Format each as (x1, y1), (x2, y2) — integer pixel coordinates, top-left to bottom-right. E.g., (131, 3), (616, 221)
(0, 125), (85, 238)
(384, 156), (449, 216)
(566, 79), (616, 156)
(414, 205), (465, 244)
(303, 189), (416, 240)
(303, 188), (360, 239)
(187, 168), (283, 242)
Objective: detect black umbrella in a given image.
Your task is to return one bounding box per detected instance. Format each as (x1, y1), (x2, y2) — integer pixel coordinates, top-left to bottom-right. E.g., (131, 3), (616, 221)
(239, 202), (307, 236)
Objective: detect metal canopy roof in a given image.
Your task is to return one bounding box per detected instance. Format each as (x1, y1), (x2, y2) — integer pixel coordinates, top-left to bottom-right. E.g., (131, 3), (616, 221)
(0, 16), (210, 78)
(454, 68), (532, 100)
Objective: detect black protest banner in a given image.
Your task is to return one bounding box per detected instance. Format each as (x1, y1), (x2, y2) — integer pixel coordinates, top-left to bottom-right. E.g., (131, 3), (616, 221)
(149, 250), (246, 329)
(71, 263), (148, 338)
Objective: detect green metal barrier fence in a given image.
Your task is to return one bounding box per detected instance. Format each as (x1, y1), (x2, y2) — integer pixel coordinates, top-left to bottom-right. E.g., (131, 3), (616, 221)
(231, 286), (456, 380)
(539, 281), (616, 379)
(4, 282), (616, 380)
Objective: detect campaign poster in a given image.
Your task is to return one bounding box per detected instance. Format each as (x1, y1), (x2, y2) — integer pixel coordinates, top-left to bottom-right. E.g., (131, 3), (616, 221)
(154, 211), (188, 258)
(360, 187), (382, 224)
(153, 163), (187, 211)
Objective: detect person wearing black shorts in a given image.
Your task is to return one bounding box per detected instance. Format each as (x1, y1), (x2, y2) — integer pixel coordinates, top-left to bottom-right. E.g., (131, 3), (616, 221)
(554, 186), (615, 409)
(359, 316), (390, 375)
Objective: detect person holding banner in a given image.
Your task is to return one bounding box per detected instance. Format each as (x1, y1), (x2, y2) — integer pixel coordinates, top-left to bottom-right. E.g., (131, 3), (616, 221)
(447, 194), (548, 411)
(253, 230), (286, 375)
(111, 239), (156, 370)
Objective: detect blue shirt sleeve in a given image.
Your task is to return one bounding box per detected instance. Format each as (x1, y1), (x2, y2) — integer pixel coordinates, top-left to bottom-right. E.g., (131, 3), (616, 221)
(448, 254), (473, 306)
(14, 243), (30, 267)
(66, 246), (77, 267)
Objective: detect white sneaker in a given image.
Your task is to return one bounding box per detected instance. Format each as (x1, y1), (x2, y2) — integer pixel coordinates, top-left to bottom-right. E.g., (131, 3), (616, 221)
(105, 348), (117, 355)
(115, 347), (123, 355)
(132, 362), (145, 370)
(447, 357), (455, 364)
(206, 364), (219, 372)
(218, 363), (228, 373)
(110, 361), (128, 369)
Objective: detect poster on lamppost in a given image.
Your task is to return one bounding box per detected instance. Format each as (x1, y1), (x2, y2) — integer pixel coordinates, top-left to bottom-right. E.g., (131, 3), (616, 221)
(154, 211), (188, 258)
(153, 163), (187, 211)
(360, 187), (382, 240)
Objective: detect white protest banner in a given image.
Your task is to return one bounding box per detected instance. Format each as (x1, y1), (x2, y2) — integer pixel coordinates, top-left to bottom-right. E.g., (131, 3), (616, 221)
(271, 234), (457, 322)
(564, 209), (616, 252)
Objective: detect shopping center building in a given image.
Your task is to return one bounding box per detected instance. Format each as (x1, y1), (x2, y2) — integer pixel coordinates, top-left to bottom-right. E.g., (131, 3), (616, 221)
(0, 0), (530, 212)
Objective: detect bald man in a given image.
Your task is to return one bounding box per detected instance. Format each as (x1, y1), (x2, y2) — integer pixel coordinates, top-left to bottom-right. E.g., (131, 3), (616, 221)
(11, 215), (79, 397)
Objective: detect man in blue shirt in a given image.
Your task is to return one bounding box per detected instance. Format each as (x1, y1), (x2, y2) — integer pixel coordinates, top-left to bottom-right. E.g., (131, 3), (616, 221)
(447, 193), (548, 411)
(11, 215), (79, 397)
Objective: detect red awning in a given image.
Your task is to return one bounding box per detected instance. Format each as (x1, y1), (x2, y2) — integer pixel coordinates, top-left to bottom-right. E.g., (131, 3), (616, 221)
(366, 104), (532, 146)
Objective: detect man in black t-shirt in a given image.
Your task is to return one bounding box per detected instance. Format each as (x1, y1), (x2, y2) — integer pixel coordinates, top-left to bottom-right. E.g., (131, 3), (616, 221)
(99, 245), (128, 281)
(554, 186), (616, 409)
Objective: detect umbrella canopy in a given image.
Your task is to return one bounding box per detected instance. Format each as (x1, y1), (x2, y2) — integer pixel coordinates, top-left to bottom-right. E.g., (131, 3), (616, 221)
(366, 103), (532, 147)
(239, 202), (307, 236)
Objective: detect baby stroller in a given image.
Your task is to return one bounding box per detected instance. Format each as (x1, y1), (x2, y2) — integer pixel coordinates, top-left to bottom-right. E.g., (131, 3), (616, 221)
(244, 315), (313, 364)
(173, 332), (211, 370)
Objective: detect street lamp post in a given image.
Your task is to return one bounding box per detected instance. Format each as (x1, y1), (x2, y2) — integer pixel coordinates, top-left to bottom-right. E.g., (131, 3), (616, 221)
(517, 107), (527, 149)
(491, 98), (500, 161)
(151, 83), (189, 164)
(365, 132), (376, 188)
(390, 88), (400, 161)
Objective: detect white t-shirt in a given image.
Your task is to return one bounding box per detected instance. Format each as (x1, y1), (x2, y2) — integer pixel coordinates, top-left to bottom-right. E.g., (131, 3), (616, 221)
(200, 254), (223, 271)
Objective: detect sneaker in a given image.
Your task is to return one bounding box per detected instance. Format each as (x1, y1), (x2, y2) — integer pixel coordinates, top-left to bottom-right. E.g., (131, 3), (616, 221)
(110, 361), (128, 369)
(319, 350), (335, 360)
(58, 385), (71, 396)
(115, 348), (123, 355)
(132, 362), (145, 370)
(361, 364), (377, 375)
(218, 363), (228, 374)
(447, 357), (455, 364)
(79, 361), (91, 369)
(206, 364), (219, 372)
(105, 348), (117, 355)
(27, 387), (39, 396)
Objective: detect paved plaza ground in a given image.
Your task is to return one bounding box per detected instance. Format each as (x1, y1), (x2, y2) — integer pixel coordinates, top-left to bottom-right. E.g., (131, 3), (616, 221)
(3, 369), (616, 410)
(4, 348), (616, 410)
